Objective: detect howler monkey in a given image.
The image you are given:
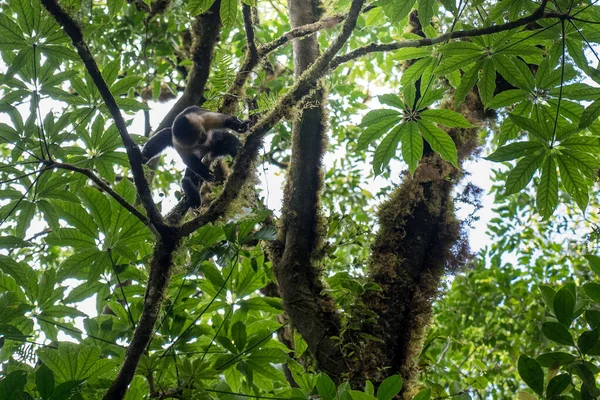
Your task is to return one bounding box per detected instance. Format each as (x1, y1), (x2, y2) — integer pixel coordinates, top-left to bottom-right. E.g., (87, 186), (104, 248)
(141, 106), (250, 208)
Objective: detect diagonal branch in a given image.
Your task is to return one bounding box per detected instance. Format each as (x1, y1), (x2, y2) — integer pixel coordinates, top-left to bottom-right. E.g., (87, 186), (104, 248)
(180, 0), (367, 236)
(45, 161), (150, 228)
(329, 0), (550, 69)
(40, 0), (162, 226)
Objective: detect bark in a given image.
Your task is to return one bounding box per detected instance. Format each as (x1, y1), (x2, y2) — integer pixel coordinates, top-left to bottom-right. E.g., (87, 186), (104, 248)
(270, 0), (346, 381)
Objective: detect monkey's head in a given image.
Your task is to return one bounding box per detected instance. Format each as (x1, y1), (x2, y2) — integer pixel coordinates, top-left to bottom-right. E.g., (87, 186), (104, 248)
(225, 116), (251, 133)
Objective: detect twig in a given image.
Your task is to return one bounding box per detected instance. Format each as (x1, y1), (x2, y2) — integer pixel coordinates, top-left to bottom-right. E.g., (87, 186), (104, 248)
(40, 0), (162, 226)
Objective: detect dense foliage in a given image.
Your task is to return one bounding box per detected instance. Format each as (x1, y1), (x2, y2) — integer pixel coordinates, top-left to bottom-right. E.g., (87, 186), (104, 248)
(2, 0), (600, 398)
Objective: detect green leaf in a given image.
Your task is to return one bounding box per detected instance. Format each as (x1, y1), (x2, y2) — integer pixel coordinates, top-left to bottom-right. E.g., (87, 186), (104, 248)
(554, 286), (575, 327)
(110, 76), (142, 96)
(486, 141), (544, 162)
(376, 375), (403, 400)
(435, 53), (482, 75)
(584, 282), (600, 304)
(539, 285), (556, 312)
(401, 57), (433, 87)
(373, 124), (406, 175)
(517, 355), (544, 397)
(412, 388), (431, 400)
(487, 89), (530, 109)
(584, 255), (600, 277)
(542, 322), (574, 346)
(492, 54), (531, 90)
(454, 60), (482, 107)
(107, 0), (124, 16)
(546, 374), (571, 398)
(551, 83), (600, 101)
(508, 114), (547, 141)
(45, 228), (97, 248)
(504, 154), (543, 195)
(378, 94), (405, 110)
(579, 98), (600, 128)
(418, 0), (435, 26)
(350, 391), (377, 400)
(382, 0), (415, 23)
(578, 329), (599, 355)
(586, 309), (600, 329)
(416, 120), (458, 167)
(220, 0), (238, 30)
(36, 364), (55, 399)
(0, 14), (27, 50)
(419, 109), (474, 128)
(401, 121), (422, 175)
(52, 200), (98, 239)
(477, 59), (496, 106)
(536, 155), (558, 218)
(555, 156), (589, 212)
(536, 352), (576, 367)
(438, 41), (483, 56)
(316, 374), (337, 400)
(560, 135), (600, 152)
(391, 47), (432, 61)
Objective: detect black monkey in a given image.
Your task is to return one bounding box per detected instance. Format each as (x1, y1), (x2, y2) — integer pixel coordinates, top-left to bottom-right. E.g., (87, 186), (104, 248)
(141, 106), (249, 208)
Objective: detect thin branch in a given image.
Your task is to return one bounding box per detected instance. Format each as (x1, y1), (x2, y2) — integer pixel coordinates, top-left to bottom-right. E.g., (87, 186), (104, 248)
(40, 0), (162, 226)
(219, 4), (261, 114)
(329, 0), (550, 70)
(181, 0), (367, 236)
(45, 161), (150, 228)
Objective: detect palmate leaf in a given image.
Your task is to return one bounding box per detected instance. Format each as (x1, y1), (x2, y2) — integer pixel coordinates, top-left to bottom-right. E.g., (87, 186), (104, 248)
(508, 114), (548, 141)
(382, 0), (416, 23)
(418, 0), (436, 26)
(454, 60), (482, 108)
(487, 89), (529, 109)
(419, 109), (474, 128)
(416, 120), (458, 166)
(434, 53), (482, 75)
(536, 155), (558, 218)
(358, 109), (403, 151)
(504, 154), (543, 195)
(556, 156), (589, 212)
(400, 122), (422, 175)
(477, 58), (496, 106)
(373, 124), (407, 175)
(378, 94), (405, 110)
(580, 98), (600, 128)
(486, 141), (544, 162)
(437, 41), (484, 56)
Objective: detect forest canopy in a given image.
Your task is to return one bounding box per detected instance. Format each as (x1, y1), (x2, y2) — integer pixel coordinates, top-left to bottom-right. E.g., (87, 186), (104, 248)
(1, 0), (600, 399)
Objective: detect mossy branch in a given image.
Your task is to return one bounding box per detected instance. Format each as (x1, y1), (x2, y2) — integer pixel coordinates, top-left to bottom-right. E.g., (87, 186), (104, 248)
(180, 0), (367, 236)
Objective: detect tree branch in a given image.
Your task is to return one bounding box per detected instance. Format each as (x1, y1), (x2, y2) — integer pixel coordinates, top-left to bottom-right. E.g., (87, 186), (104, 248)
(104, 237), (180, 399)
(180, 0), (366, 235)
(272, 0), (345, 380)
(329, 0), (550, 69)
(45, 161), (150, 228)
(219, 3), (261, 114)
(40, 0), (162, 226)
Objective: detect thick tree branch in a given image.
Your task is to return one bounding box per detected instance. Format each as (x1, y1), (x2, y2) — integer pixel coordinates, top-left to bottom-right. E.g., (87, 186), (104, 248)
(151, 1), (222, 135)
(272, 0), (345, 380)
(40, 0), (162, 226)
(329, 0), (550, 69)
(180, 0), (367, 236)
(104, 237), (180, 399)
(45, 161), (150, 227)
